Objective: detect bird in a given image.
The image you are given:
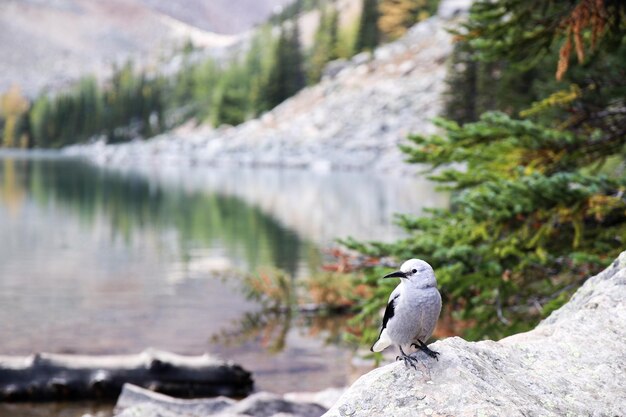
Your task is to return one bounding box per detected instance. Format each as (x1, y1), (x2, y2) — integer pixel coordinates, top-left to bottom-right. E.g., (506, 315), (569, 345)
(370, 258), (442, 368)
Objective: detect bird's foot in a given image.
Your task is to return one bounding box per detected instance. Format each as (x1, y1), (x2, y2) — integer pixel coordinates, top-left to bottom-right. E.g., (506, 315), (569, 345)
(396, 353), (419, 370)
(411, 341), (440, 361)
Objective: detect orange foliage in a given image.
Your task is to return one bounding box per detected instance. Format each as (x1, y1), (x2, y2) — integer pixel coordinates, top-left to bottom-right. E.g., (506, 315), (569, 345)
(556, 0), (607, 80)
(322, 248), (381, 273)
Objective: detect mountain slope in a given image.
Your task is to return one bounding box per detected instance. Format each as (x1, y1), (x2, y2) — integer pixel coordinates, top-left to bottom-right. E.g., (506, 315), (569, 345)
(137, 0), (293, 34)
(65, 9), (464, 175)
(0, 0), (290, 96)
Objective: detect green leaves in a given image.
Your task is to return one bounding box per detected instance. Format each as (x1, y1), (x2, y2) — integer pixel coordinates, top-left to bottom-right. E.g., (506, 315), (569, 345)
(343, 0), (626, 344)
(346, 109), (626, 341)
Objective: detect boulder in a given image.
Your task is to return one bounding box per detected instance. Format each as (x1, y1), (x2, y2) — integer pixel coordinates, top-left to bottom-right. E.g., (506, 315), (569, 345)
(323, 251), (626, 417)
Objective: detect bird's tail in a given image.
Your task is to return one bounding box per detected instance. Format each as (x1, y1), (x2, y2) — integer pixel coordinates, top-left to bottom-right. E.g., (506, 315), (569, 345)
(370, 329), (392, 352)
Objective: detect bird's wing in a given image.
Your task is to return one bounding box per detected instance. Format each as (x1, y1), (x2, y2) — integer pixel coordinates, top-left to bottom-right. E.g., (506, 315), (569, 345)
(370, 292), (400, 352)
(382, 292), (399, 330)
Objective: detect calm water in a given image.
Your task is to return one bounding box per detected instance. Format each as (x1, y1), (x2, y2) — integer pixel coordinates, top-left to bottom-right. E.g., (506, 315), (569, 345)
(0, 154), (446, 415)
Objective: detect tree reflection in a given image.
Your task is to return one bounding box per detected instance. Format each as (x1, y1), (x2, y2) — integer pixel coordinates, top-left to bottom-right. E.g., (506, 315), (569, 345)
(213, 268), (355, 353)
(0, 157), (311, 277)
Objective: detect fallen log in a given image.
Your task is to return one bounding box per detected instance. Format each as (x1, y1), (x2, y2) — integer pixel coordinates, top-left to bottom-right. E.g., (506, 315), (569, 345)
(0, 349), (253, 402)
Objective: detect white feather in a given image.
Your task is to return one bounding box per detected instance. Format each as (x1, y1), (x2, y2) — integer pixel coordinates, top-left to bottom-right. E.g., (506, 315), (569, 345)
(372, 328), (392, 352)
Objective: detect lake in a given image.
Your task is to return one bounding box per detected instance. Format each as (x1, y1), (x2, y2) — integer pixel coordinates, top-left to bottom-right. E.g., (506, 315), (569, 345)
(0, 153), (447, 415)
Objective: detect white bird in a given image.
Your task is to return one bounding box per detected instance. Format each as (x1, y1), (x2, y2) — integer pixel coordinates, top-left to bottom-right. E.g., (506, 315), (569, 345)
(370, 259), (442, 368)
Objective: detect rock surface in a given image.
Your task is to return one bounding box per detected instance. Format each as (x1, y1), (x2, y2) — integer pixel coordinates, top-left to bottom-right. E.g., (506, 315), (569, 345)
(65, 3), (468, 175)
(323, 252), (626, 417)
(113, 383), (336, 417)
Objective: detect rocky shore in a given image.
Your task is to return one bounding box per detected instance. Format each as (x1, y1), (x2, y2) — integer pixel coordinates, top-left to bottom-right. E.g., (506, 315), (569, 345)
(64, 15), (456, 175)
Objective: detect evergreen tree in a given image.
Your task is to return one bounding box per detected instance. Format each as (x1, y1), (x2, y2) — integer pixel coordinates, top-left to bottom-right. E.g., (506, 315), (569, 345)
(444, 42), (547, 124)
(215, 86), (246, 126)
(459, 0), (625, 81)
(15, 109), (33, 148)
(213, 60), (248, 126)
(286, 18), (306, 95)
(189, 59), (220, 121)
(30, 96), (51, 148)
(444, 42), (478, 124)
(327, 6), (340, 61)
(22, 61), (168, 148)
(308, 4), (341, 83)
(346, 0), (626, 342)
(264, 22), (306, 109)
(244, 26), (275, 116)
(355, 0), (380, 52)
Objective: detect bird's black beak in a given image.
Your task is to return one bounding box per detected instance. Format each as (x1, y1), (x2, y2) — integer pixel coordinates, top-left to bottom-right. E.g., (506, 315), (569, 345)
(383, 270), (406, 279)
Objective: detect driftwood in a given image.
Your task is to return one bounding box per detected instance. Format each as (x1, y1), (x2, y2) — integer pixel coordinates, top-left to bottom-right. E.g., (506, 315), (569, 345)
(0, 349), (253, 402)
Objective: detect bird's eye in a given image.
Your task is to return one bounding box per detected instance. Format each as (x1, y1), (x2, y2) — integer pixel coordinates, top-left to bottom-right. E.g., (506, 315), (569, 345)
(412, 269), (417, 274)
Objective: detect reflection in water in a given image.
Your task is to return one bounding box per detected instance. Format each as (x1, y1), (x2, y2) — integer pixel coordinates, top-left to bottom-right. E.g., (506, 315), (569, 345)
(214, 309), (352, 358)
(108, 163), (448, 245)
(2, 156), (305, 276)
(215, 267), (354, 355)
(0, 154), (446, 397)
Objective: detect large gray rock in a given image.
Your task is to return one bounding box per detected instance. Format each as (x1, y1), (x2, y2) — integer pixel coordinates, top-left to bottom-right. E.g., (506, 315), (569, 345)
(324, 252), (626, 417)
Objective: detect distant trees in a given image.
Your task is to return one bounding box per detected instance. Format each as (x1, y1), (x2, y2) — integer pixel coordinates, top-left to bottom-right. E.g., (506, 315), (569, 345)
(378, 0), (438, 41)
(355, 0), (380, 52)
(308, 4), (340, 83)
(215, 63), (248, 126)
(26, 63), (166, 148)
(264, 22), (306, 110)
(0, 86), (29, 147)
(355, 0), (439, 52)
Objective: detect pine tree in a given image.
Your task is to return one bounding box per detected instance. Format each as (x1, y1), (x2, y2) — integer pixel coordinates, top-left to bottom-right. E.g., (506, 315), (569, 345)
(264, 21), (306, 109)
(23, 60), (168, 148)
(30, 96), (51, 148)
(245, 26), (275, 116)
(346, 0), (626, 342)
(15, 109), (33, 148)
(308, 4), (341, 83)
(459, 0), (626, 81)
(355, 0), (380, 52)
(286, 19), (306, 95)
(327, 6), (340, 61)
(216, 86), (246, 126)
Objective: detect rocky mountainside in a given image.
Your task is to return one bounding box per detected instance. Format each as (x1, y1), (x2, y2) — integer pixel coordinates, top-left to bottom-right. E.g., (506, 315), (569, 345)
(66, 11), (460, 175)
(0, 0), (290, 96)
